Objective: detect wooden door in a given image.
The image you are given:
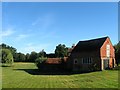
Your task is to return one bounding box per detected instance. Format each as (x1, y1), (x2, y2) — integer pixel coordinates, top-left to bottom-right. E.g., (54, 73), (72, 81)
(103, 59), (109, 70)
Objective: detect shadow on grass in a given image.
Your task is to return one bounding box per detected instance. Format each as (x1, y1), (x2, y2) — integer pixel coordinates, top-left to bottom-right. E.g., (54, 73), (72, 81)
(13, 69), (76, 75)
(13, 69), (95, 75)
(1, 65), (12, 67)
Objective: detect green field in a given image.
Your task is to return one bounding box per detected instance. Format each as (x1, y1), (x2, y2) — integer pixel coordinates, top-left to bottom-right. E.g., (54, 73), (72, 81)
(2, 63), (118, 88)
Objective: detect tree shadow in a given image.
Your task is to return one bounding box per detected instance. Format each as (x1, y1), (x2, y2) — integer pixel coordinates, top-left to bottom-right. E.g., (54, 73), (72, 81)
(13, 69), (95, 75)
(1, 65), (12, 67)
(13, 69), (75, 75)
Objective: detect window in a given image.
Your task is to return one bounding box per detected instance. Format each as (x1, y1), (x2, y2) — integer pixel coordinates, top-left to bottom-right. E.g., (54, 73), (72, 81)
(106, 44), (110, 57)
(74, 59), (78, 64)
(82, 57), (92, 64)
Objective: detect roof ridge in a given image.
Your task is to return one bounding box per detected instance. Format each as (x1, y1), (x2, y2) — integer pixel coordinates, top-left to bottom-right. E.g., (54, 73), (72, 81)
(79, 36), (108, 42)
(72, 36), (109, 52)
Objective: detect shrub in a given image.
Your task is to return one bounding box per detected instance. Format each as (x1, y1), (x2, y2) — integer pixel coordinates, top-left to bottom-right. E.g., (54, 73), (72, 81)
(88, 63), (100, 71)
(1, 49), (14, 66)
(112, 66), (119, 70)
(35, 57), (47, 69)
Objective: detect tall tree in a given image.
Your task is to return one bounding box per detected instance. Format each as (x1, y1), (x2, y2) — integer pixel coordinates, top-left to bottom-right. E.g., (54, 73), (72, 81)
(55, 44), (68, 58)
(14, 53), (26, 62)
(29, 51), (38, 62)
(114, 42), (120, 66)
(38, 49), (46, 57)
(25, 53), (30, 62)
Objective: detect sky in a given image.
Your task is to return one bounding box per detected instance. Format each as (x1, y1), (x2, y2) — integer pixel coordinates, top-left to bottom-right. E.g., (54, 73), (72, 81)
(2, 2), (118, 54)
(118, 1), (120, 42)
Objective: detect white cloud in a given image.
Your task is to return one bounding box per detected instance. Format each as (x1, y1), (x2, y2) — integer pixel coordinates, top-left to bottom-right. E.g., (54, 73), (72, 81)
(1, 28), (15, 37)
(19, 43), (51, 54)
(32, 18), (40, 26)
(31, 14), (60, 40)
(40, 31), (59, 39)
(31, 14), (54, 31)
(16, 34), (29, 41)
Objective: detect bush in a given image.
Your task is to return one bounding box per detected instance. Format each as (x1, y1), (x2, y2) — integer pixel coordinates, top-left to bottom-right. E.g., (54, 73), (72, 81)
(1, 49), (14, 66)
(88, 63), (100, 72)
(112, 66), (119, 70)
(35, 57), (47, 69)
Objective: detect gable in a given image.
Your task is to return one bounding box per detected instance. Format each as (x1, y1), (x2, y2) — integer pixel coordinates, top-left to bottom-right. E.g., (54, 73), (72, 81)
(100, 37), (115, 58)
(101, 37), (114, 50)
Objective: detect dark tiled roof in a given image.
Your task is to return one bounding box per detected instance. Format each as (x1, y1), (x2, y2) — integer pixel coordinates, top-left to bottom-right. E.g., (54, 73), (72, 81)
(46, 58), (61, 64)
(72, 36), (108, 52)
(45, 57), (68, 64)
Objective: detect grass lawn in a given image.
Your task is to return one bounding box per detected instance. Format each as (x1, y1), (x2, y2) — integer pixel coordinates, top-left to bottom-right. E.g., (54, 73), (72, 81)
(2, 62), (118, 88)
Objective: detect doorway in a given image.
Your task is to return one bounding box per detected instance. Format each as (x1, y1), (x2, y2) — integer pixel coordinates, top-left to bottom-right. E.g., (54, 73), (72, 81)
(103, 59), (109, 70)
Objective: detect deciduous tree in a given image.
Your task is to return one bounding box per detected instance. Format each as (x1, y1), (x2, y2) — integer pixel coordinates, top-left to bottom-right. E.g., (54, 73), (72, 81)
(55, 44), (68, 57)
(38, 49), (46, 57)
(1, 49), (14, 66)
(29, 51), (38, 62)
(114, 42), (120, 66)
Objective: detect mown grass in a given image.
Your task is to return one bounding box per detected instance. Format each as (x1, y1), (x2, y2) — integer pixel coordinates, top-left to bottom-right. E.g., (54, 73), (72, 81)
(2, 62), (118, 88)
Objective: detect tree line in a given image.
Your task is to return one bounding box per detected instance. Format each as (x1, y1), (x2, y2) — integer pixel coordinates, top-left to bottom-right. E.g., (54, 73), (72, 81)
(1, 42), (120, 66)
(1, 43), (69, 63)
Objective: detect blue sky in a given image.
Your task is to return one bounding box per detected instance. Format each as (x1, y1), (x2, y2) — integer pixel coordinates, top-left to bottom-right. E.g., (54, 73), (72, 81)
(2, 2), (118, 54)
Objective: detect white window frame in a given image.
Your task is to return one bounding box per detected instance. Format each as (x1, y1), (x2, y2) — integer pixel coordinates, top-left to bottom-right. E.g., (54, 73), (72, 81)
(106, 44), (110, 58)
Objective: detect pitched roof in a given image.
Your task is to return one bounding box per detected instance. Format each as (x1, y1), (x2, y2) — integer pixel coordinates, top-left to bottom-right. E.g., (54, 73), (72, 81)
(72, 36), (108, 52)
(45, 57), (68, 64)
(46, 58), (61, 64)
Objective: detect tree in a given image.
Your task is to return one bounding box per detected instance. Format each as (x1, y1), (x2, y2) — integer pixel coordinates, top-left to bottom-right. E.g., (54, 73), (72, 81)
(35, 57), (47, 70)
(14, 53), (26, 62)
(46, 53), (56, 58)
(55, 44), (68, 58)
(38, 49), (46, 57)
(25, 53), (30, 62)
(19, 53), (26, 62)
(1, 49), (14, 66)
(114, 42), (120, 66)
(29, 51), (38, 62)
(0, 43), (17, 61)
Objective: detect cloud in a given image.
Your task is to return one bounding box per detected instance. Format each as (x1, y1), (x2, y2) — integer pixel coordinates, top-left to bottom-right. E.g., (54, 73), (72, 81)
(20, 43), (51, 54)
(31, 13), (60, 39)
(1, 28), (15, 37)
(39, 31), (59, 39)
(16, 34), (29, 41)
(31, 14), (54, 30)
(32, 18), (40, 26)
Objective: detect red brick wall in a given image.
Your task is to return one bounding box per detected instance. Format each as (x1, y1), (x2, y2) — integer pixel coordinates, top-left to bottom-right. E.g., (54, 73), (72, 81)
(100, 37), (115, 58)
(100, 37), (115, 69)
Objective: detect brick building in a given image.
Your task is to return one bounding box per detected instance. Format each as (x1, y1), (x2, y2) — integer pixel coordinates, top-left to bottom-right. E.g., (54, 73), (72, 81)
(66, 36), (116, 72)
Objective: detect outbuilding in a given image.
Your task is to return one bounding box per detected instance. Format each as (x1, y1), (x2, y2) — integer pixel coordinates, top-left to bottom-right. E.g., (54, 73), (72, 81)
(66, 36), (116, 72)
